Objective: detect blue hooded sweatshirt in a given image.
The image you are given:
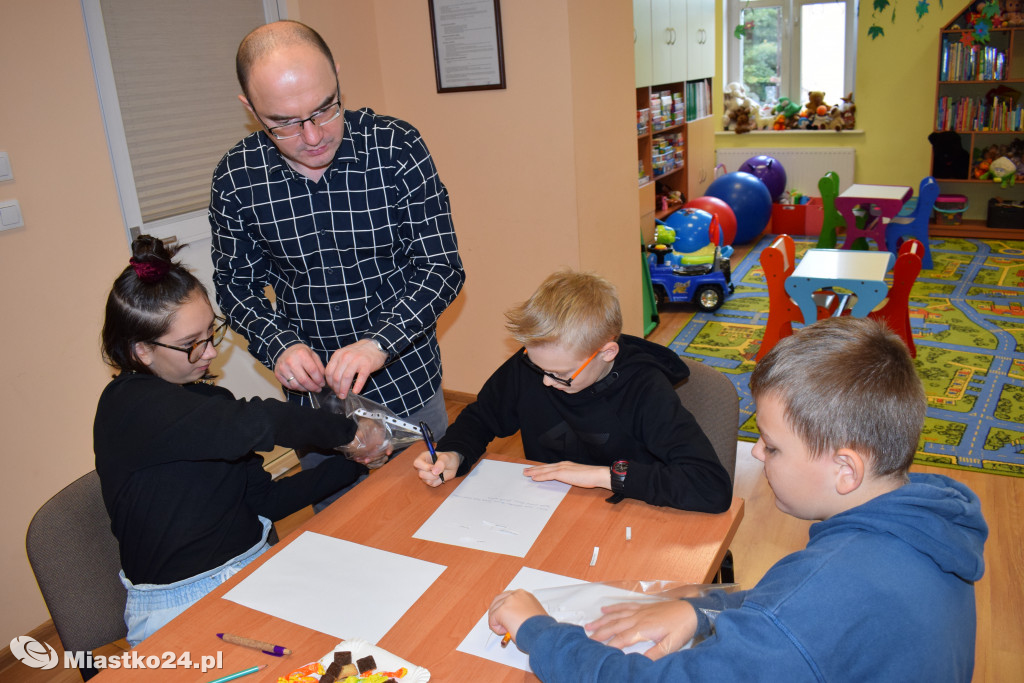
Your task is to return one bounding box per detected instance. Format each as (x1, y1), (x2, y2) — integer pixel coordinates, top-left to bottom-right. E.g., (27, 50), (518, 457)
(516, 473), (987, 682)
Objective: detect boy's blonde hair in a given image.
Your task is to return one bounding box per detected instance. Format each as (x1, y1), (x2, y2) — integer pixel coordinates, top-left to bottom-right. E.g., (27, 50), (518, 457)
(505, 270), (622, 353)
(750, 317), (925, 478)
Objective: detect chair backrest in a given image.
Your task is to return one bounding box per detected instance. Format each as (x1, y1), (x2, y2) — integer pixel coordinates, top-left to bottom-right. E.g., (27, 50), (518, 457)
(675, 361), (739, 484)
(818, 172), (841, 217)
(26, 470), (127, 655)
(911, 176), (940, 220)
(760, 234), (796, 307)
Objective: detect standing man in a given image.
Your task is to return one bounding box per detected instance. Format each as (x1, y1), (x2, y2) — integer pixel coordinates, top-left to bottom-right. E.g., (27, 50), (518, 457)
(210, 20), (464, 505)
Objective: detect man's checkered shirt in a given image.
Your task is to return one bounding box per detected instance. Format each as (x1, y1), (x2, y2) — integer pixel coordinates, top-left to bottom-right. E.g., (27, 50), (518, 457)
(210, 108), (465, 416)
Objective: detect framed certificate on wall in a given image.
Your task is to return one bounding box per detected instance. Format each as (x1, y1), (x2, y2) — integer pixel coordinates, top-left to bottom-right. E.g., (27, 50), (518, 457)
(429, 0), (506, 93)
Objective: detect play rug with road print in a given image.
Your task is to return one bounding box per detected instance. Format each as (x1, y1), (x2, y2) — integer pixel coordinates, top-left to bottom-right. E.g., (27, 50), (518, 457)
(669, 235), (1024, 478)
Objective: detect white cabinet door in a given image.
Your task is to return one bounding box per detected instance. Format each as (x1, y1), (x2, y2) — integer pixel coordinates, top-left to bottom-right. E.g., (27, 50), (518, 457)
(634, 0), (652, 87)
(686, 0), (715, 81)
(650, 0), (687, 84)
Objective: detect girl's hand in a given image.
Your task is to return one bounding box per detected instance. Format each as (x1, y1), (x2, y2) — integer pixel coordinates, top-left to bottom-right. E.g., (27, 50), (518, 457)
(488, 589), (548, 646)
(523, 461), (612, 490)
(413, 450), (461, 486)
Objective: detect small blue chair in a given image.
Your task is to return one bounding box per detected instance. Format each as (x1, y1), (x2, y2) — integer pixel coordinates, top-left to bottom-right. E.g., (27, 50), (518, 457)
(885, 176), (938, 270)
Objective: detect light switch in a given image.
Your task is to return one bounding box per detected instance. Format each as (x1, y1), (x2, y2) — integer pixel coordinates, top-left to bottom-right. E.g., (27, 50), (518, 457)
(0, 152), (12, 182)
(0, 200), (24, 231)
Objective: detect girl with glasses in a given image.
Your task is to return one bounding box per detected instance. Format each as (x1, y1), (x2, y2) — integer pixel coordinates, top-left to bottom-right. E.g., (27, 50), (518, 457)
(94, 236), (366, 646)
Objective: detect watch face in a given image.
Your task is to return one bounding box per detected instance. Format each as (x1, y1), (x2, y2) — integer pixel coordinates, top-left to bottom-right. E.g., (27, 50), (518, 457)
(612, 460), (628, 475)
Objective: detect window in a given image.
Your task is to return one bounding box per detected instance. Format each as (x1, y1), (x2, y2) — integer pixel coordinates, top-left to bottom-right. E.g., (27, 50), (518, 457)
(83, 0), (282, 245)
(725, 0), (857, 110)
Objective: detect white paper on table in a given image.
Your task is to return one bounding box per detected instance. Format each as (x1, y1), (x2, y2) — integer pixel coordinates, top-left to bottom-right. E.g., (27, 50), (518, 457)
(412, 460), (570, 557)
(221, 531), (446, 644)
(456, 567), (663, 673)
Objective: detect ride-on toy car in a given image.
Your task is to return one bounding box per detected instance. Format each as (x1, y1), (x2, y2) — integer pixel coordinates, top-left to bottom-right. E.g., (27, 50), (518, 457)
(645, 242), (734, 312)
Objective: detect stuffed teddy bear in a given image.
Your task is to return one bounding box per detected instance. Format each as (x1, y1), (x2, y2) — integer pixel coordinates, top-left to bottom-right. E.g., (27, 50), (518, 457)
(1003, 0), (1024, 25)
(804, 91), (828, 116)
(732, 106), (754, 134)
(722, 81), (750, 131)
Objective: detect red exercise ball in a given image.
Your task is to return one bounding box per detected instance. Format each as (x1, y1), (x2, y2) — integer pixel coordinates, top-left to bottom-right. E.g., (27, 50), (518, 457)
(683, 196), (737, 246)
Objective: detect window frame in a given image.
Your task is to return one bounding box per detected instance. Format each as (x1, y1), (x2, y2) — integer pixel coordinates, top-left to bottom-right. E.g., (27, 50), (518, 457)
(724, 0), (857, 108)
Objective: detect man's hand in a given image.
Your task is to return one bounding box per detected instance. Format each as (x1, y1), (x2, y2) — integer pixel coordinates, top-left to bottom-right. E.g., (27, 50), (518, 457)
(324, 339), (389, 398)
(488, 589), (548, 647)
(524, 461), (612, 490)
(275, 344), (326, 392)
(585, 599), (698, 660)
(413, 450), (461, 487)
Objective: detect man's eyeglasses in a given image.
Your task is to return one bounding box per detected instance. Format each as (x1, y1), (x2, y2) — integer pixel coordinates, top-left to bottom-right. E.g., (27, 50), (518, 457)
(148, 316), (228, 363)
(519, 348), (600, 387)
(253, 95), (343, 140)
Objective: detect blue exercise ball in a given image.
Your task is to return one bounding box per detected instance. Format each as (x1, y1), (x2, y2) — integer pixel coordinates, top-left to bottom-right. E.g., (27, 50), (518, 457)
(739, 155), (788, 202)
(660, 208), (714, 253)
(704, 172), (773, 244)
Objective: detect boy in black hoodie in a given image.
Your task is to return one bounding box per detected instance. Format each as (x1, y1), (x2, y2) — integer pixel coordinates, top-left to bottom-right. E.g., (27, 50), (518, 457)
(412, 270), (732, 512)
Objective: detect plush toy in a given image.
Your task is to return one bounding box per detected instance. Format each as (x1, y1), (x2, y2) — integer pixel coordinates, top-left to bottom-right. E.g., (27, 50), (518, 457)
(804, 91), (828, 116)
(733, 106), (754, 134)
(827, 105), (845, 131)
(974, 144), (1001, 179)
(722, 81), (751, 131)
(983, 156), (1017, 187)
(839, 93), (857, 129)
(1004, 0), (1024, 25)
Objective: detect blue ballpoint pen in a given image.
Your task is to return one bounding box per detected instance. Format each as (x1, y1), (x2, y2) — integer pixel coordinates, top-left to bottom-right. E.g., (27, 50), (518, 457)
(419, 421), (444, 482)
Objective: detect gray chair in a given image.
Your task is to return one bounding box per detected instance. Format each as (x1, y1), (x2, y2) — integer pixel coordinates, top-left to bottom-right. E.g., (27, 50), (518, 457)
(676, 360), (738, 485)
(26, 470), (127, 681)
(675, 360), (740, 583)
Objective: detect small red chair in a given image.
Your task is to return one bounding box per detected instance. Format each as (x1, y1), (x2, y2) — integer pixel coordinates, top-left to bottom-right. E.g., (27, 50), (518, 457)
(756, 235), (839, 361)
(866, 238), (923, 357)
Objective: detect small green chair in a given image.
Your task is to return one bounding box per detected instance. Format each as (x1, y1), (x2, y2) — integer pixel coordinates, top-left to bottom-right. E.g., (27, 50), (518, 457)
(816, 171), (844, 249)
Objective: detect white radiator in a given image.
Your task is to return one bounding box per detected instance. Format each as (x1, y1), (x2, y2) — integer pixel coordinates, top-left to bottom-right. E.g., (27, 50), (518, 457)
(714, 147), (855, 198)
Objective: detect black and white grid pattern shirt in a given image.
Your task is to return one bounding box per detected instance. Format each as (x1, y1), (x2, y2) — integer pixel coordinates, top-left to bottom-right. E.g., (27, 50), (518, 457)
(209, 108), (465, 416)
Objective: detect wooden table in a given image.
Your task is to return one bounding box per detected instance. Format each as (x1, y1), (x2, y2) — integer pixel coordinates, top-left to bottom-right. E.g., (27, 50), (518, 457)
(785, 248), (895, 325)
(835, 183), (912, 251)
(95, 448), (744, 682)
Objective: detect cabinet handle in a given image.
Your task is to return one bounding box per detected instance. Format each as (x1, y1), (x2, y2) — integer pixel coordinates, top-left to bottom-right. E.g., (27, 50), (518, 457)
(634, 28), (637, 44)
(667, 27), (676, 45)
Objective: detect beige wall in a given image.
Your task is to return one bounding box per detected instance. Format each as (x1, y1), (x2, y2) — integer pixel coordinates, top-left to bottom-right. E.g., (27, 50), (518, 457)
(0, 1), (132, 642)
(0, 0), (638, 640)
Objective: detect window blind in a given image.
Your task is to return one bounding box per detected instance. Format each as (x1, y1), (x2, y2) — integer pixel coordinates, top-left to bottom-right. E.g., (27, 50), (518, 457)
(99, 0), (267, 223)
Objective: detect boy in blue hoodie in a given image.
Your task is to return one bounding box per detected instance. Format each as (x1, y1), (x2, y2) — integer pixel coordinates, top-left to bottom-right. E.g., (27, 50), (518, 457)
(488, 316), (988, 682)
(412, 269), (731, 512)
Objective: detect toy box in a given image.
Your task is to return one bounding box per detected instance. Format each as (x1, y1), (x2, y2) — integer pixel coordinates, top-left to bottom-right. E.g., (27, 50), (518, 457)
(987, 198), (1024, 229)
(933, 193), (968, 226)
(770, 198), (823, 236)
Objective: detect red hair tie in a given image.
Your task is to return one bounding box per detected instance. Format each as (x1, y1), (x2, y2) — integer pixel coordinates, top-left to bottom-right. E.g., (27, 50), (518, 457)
(129, 257), (170, 283)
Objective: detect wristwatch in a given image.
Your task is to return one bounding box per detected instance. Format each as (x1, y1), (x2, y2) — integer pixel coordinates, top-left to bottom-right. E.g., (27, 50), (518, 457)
(366, 338), (389, 359)
(610, 460), (628, 493)
(606, 460), (628, 504)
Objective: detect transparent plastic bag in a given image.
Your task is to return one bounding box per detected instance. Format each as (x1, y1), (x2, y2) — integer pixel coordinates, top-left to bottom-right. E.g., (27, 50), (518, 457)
(532, 580), (740, 653)
(309, 389), (423, 468)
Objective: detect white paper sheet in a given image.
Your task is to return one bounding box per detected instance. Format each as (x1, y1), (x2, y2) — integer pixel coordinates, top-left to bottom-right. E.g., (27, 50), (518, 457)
(456, 567), (661, 673)
(221, 531), (446, 643)
(412, 460), (570, 557)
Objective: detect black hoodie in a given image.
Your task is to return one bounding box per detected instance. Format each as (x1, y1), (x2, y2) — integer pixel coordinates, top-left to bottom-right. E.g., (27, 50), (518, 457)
(437, 335), (732, 512)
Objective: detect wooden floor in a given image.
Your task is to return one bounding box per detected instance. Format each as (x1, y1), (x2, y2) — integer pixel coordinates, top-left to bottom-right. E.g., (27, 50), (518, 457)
(6, 246), (1022, 681)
